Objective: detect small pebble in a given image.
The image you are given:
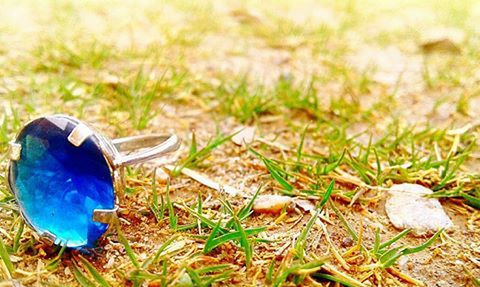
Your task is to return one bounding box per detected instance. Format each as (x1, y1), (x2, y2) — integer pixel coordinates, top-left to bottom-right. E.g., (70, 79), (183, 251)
(253, 195), (293, 214)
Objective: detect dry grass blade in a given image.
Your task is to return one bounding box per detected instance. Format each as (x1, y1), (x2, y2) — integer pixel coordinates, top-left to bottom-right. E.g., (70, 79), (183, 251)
(164, 165), (240, 196)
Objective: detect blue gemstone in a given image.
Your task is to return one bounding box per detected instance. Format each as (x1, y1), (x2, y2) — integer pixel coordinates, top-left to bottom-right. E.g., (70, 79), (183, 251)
(9, 116), (114, 248)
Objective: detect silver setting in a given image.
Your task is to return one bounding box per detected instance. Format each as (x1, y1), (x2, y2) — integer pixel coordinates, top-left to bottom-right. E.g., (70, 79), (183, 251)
(9, 142), (21, 161)
(93, 206), (119, 224)
(6, 114), (181, 248)
(67, 123), (93, 147)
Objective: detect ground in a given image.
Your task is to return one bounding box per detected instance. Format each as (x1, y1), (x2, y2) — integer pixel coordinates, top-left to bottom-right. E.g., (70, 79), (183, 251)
(0, 0), (479, 286)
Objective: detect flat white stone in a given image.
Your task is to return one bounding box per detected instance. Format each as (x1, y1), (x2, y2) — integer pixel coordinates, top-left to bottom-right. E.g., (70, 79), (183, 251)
(231, 126), (256, 146)
(385, 183), (453, 235)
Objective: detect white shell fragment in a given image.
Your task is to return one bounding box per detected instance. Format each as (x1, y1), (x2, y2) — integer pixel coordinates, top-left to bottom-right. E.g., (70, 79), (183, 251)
(164, 165), (240, 196)
(385, 184), (453, 235)
(294, 198), (315, 212)
(253, 195), (293, 214)
(231, 126), (256, 146)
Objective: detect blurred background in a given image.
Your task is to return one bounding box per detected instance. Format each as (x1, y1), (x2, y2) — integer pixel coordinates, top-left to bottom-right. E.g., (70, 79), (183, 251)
(1, 0), (479, 134)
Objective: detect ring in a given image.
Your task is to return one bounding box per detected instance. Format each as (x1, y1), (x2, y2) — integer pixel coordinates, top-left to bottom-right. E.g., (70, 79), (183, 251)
(6, 114), (180, 248)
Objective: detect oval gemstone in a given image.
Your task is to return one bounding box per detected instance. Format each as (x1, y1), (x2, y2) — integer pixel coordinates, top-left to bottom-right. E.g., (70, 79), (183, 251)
(9, 116), (114, 248)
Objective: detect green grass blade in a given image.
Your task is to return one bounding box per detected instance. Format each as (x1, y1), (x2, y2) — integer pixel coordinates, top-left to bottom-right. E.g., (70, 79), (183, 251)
(116, 223), (140, 269)
(373, 147), (382, 184)
(318, 180), (334, 208)
(273, 260), (325, 287)
(312, 273), (358, 287)
(149, 168), (163, 222)
(203, 269), (234, 286)
(295, 180), (333, 260)
(462, 193), (480, 209)
(264, 159), (293, 191)
(174, 131), (238, 175)
(296, 124), (308, 165)
(189, 131), (197, 157)
(378, 228), (411, 250)
(166, 182), (177, 230)
(0, 235), (14, 277)
(322, 149), (346, 175)
(204, 227), (266, 253)
(329, 201), (358, 242)
(13, 221), (24, 253)
(379, 247), (401, 265)
(237, 185), (262, 220)
(373, 227), (381, 255)
(401, 229), (443, 255)
(204, 219), (223, 253)
(196, 264), (232, 274)
(78, 256), (112, 287)
(233, 215), (252, 267)
(250, 148), (293, 192)
(294, 209), (319, 260)
(266, 259), (275, 283)
(184, 206), (229, 233)
(46, 245), (67, 271)
(144, 235), (179, 268)
(72, 262), (96, 287)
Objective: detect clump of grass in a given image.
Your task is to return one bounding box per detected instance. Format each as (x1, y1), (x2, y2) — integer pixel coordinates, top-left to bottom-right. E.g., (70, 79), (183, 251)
(110, 199), (239, 286)
(250, 148), (294, 193)
(109, 67), (186, 130)
(173, 130), (238, 175)
(149, 170), (165, 222)
(370, 228), (443, 269)
(46, 245), (67, 271)
(215, 77), (274, 123)
(185, 187), (265, 267)
(294, 180), (334, 260)
(111, 215), (184, 286)
(269, 181), (334, 286)
(274, 77), (322, 120)
(186, 264), (235, 287)
(165, 182), (178, 230)
(32, 38), (113, 72)
(326, 200), (444, 285)
(250, 144), (344, 199)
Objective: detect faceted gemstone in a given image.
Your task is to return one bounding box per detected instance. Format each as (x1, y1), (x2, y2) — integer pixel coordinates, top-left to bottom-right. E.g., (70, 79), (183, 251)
(9, 116), (114, 248)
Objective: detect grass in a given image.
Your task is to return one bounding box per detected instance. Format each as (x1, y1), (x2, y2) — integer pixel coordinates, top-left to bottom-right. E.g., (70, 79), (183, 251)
(371, 228), (443, 269)
(0, 0), (479, 286)
(173, 131), (239, 176)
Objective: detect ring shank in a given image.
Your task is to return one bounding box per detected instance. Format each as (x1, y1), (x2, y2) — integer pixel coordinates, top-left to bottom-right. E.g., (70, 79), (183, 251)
(112, 134), (180, 167)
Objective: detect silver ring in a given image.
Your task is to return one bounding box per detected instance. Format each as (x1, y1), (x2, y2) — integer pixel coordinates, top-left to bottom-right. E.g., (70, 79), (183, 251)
(6, 114), (180, 248)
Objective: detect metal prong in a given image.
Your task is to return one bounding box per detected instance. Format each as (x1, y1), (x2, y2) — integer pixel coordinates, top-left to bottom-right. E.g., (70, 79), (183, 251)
(93, 206), (118, 224)
(9, 142), (21, 161)
(67, 123), (93, 147)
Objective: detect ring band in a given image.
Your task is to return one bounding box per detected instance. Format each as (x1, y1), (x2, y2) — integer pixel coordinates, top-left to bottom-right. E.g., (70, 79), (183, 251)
(6, 114), (180, 248)
(112, 134), (180, 167)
